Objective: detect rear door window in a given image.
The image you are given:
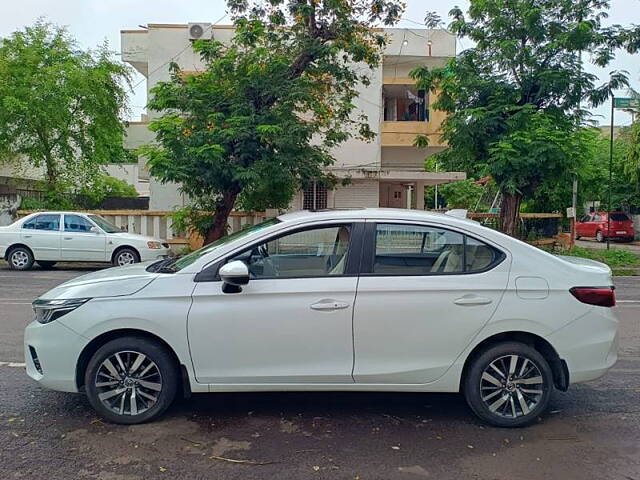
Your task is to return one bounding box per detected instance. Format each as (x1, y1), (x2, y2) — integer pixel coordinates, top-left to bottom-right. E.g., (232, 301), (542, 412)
(22, 214), (60, 231)
(371, 223), (504, 275)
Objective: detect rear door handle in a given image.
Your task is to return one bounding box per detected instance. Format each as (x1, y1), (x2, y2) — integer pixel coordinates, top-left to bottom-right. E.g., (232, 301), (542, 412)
(23, 235), (32, 238)
(454, 295), (492, 306)
(64, 237), (73, 240)
(310, 299), (350, 311)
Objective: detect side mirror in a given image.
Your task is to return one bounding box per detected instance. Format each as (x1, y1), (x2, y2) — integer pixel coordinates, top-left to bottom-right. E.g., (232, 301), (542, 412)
(219, 260), (250, 288)
(90, 226), (101, 234)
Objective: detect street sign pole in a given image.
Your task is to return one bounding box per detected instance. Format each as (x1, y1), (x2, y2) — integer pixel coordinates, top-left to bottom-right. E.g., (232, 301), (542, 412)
(607, 94), (614, 251)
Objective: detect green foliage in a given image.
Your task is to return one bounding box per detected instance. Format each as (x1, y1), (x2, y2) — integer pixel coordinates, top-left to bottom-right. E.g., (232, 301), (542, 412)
(412, 0), (634, 232)
(0, 20), (131, 190)
(425, 178), (489, 210)
(525, 127), (640, 212)
(79, 173), (138, 207)
(141, 0), (403, 242)
(170, 205), (217, 238)
(563, 246), (640, 268)
(624, 121), (640, 183)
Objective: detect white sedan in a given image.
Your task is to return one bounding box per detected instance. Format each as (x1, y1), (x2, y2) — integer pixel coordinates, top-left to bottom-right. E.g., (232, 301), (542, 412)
(1, 211), (171, 269)
(24, 209), (618, 427)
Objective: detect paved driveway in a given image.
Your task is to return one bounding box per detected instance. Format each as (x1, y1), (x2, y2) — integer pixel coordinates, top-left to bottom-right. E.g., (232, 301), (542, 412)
(0, 266), (638, 479)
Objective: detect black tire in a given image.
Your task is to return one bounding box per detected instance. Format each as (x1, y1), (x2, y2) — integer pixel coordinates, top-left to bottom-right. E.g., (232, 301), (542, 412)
(36, 261), (57, 269)
(112, 247), (140, 267)
(575, 235), (581, 240)
(84, 336), (178, 424)
(463, 342), (553, 428)
(596, 230), (605, 243)
(7, 246), (34, 270)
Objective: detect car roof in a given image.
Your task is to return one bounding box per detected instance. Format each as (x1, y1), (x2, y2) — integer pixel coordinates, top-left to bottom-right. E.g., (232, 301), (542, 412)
(277, 208), (477, 227)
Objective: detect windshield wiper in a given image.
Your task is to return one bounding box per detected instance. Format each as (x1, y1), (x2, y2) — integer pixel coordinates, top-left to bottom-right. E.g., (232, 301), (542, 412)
(146, 256), (181, 273)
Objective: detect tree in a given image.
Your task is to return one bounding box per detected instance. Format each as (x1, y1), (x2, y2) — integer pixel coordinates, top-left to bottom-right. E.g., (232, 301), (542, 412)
(140, 0), (403, 244)
(412, 0), (632, 236)
(0, 21), (131, 195)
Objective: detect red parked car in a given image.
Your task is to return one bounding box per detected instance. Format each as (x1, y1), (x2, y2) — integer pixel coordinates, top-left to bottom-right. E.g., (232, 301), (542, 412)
(576, 211), (635, 242)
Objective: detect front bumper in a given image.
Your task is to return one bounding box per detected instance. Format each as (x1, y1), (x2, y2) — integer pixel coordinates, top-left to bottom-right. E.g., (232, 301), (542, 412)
(24, 320), (87, 393)
(546, 307), (619, 384)
(139, 247), (172, 262)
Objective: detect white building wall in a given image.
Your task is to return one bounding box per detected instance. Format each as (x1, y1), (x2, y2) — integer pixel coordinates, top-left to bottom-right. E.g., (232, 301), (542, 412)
(121, 25), (461, 212)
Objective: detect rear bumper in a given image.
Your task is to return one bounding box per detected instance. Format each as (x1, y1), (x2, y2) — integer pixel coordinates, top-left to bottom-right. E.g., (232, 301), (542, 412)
(546, 308), (618, 384)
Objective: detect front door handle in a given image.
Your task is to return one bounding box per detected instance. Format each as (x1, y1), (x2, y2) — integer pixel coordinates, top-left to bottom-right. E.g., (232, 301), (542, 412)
(454, 295), (492, 306)
(310, 299), (350, 311)
(23, 235), (32, 238)
(63, 237), (73, 240)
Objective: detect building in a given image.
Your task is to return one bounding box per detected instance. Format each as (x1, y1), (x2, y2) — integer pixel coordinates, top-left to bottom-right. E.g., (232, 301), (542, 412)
(121, 24), (465, 211)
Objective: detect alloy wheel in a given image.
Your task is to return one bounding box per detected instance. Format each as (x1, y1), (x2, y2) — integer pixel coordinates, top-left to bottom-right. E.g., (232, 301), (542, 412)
(94, 351), (163, 416)
(117, 251), (136, 266)
(479, 354), (544, 419)
(11, 250), (29, 269)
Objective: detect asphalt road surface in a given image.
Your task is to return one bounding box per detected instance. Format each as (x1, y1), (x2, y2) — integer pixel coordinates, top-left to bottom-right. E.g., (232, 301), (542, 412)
(0, 264), (638, 480)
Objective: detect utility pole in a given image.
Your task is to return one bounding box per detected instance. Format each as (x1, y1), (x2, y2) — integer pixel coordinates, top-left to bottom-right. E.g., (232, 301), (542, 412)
(434, 161), (438, 209)
(571, 176), (578, 248)
(607, 94), (614, 250)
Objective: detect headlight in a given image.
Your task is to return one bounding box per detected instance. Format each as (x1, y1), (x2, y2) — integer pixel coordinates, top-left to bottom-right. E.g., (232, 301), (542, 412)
(147, 241), (162, 249)
(32, 298), (91, 324)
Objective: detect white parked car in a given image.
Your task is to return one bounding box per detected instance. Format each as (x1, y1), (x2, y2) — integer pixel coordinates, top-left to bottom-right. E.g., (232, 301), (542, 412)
(1, 212), (171, 270)
(24, 209), (618, 427)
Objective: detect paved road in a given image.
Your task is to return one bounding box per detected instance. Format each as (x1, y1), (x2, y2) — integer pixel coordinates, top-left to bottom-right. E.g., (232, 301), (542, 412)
(0, 265), (639, 479)
(576, 238), (640, 252)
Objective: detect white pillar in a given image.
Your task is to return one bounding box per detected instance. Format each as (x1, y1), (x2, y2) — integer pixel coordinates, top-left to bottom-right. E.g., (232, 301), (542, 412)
(416, 181), (426, 211)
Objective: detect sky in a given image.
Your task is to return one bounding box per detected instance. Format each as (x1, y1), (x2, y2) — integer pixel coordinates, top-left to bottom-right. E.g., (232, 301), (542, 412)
(1, 0), (639, 125)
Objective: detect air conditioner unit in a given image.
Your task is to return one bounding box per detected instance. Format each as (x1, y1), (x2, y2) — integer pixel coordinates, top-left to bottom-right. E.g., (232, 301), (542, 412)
(188, 23), (212, 41)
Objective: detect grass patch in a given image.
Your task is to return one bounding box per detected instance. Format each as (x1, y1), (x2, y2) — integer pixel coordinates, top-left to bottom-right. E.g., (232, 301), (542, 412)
(563, 246), (640, 268)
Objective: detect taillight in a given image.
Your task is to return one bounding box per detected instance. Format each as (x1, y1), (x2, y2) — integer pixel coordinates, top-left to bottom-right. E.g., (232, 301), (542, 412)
(570, 287), (616, 307)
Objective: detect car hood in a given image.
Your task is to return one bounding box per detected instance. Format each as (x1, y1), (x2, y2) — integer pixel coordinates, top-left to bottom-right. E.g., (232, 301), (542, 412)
(38, 262), (160, 300)
(109, 231), (165, 244)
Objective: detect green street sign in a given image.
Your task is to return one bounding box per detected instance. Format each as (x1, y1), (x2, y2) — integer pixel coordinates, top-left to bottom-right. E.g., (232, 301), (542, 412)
(614, 97), (640, 109)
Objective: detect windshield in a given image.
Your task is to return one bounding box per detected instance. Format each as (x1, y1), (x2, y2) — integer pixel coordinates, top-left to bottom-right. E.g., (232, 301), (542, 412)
(610, 213), (630, 221)
(88, 215), (121, 233)
(155, 218), (281, 273)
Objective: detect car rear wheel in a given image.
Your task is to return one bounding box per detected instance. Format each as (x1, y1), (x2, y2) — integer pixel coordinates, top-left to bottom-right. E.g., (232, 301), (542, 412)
(112, 248), (140, 267)
(463, 342), (553, 428)
(596, 230), (604, 243)
(7, 246), (34, 270)
(84, 337), (178, 424)
(36, 261), (57, 269)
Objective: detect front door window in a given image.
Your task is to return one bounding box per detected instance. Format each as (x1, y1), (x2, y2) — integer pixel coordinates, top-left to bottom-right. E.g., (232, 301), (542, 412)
(229, 225), (352, 278)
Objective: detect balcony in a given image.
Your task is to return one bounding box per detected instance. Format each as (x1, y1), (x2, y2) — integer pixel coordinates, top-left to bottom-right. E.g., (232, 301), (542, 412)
(121, 29), (148, 76)
(381, 84), (446, 147)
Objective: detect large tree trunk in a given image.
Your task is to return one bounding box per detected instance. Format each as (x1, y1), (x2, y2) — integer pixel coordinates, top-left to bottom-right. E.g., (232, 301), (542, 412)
(203, 188), (240, 245)
(500, 192), (522, 237)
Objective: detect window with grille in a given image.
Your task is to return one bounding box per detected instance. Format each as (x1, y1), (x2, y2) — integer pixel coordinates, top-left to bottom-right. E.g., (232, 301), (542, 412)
(303, 181), (327, 210)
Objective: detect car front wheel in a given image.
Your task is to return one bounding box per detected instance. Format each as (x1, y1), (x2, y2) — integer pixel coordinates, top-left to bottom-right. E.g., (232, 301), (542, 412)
(596, 230), (604, 243)
(463, 342), (553, 428)
(112, 248), (140, 267)
(84, 337), (178, 424)
(7, 246), (34, 270)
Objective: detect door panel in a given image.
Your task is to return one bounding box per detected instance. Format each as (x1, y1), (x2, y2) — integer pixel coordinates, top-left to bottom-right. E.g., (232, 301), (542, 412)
(188, 277), (357, 384)
(61, 215), (106, 261)
(352, 222), (510, 384)
(187, 222), (361, 385)
(20, 214), (61, 260)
